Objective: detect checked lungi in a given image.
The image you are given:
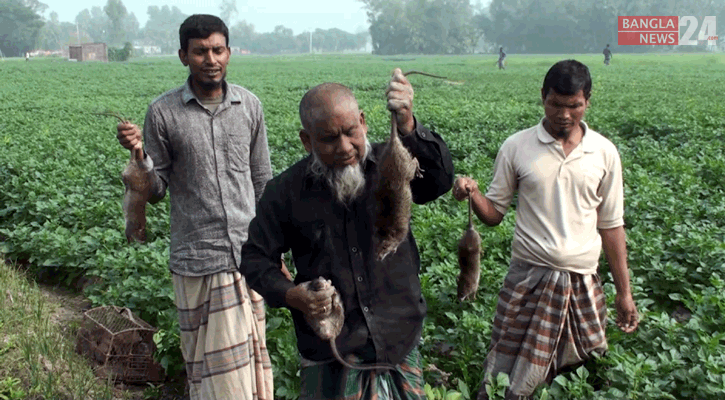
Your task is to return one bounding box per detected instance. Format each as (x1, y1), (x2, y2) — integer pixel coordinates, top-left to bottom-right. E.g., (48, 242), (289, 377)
(299, 346), (425, 400)
(477, 260), (608, 399)
(173, 271), (274, 400)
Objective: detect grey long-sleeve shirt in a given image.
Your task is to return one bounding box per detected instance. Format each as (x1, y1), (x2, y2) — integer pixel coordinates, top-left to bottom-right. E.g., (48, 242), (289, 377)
(142, 78), (272, 276)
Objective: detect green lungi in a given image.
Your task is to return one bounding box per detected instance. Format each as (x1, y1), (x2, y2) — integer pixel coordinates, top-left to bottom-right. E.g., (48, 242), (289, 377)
(300, 345), (426, 400)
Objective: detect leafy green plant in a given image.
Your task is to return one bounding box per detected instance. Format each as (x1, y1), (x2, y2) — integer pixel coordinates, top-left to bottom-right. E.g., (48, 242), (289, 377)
(1, 54), (724, 396)
(108, 42), (134, 61)
(0, 377), (25, 400)
(484, 372), (510, 400)
(424, 378), (469, 400)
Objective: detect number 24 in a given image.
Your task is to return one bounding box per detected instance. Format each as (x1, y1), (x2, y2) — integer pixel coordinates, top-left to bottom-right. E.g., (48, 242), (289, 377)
(680, 16), (717, 45)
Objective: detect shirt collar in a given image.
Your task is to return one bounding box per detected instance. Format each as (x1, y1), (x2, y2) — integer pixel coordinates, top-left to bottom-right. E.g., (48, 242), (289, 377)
(536, 118), (595, 153)
(181, 78), (241, 105)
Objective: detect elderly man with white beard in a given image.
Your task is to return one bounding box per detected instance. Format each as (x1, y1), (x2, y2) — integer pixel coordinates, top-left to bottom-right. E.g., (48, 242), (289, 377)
(239, 69), (454, 400)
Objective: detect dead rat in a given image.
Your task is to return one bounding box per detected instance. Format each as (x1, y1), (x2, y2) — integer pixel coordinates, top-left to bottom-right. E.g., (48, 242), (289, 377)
(121, 145), (154, 243)
(372, 70), (447, 261)
(96, 111), (154, 243)
(457, 190), (482, 301)
(303, 277), (396, 371)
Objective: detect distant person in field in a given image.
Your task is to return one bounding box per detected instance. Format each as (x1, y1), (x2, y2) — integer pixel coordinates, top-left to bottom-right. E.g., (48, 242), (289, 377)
(454, 59), (638, 399)
(239, 71), (454, 400)
(115, 14), (282, 400)
(603, 44), (612, 65)
(497, 46), (506, 70)
(25, 52), (29, 61)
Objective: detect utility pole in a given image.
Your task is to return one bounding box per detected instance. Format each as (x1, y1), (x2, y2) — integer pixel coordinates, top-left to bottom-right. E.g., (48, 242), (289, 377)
(76, 22), (80, 45)
(309, 30), (312, 53)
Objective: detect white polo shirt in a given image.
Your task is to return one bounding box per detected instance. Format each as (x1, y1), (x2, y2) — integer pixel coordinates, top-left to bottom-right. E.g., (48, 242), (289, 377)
(485, 119), (624, 275)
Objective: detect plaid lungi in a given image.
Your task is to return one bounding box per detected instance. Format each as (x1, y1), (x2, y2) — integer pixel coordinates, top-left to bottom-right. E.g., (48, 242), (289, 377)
(477, 260), (608, 399)
(299, 345), (425, 400)
(173, 271), (274, 400)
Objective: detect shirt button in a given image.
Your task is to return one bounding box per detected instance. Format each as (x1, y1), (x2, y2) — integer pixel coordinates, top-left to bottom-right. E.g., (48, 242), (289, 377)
(351, 247), (358, 253)
(357, 276), (363, 282)
(363, 307), (369, 312)
(420, 132), (426, 138)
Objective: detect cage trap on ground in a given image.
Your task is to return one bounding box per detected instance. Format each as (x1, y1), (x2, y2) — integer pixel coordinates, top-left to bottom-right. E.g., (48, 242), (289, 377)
(76, 305), (164, 383)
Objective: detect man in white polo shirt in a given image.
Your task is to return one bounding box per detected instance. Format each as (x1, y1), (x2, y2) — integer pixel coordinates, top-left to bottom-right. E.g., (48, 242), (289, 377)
(454, 59), (638, 399)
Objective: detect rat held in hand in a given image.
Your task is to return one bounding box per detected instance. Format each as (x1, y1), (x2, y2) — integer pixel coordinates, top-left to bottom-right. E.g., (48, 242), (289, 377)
(303, 277), (396, 371)
(457, 192), (482, 301)
(372, 71), (446, 261)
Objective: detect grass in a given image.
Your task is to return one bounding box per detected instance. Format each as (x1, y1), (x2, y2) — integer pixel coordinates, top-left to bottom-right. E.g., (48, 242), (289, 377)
(1, 52), (724, 398)
(0, 259), (134, 400)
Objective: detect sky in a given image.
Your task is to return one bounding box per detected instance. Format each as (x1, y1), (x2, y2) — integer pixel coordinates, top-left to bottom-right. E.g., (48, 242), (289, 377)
(41, 0), (375, 35)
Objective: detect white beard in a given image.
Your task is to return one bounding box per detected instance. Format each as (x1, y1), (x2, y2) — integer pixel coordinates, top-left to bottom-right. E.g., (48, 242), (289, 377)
(308, 139), (373, 205)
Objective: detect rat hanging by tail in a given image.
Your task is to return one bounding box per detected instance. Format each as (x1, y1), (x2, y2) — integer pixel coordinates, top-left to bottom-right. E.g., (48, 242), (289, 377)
(372, 70), (448, 261)
(456, 189), (482, 301)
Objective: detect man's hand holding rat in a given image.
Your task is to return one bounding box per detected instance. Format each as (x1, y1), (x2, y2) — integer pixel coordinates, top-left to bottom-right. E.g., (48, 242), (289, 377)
(286, 281), (335, 317)
(386, 68), (415, 135)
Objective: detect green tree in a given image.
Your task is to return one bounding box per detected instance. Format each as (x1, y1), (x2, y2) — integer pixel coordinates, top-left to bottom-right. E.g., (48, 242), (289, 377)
(38, 11), (62, 50)
(75, 7), (108, 43)
(229, 20), (256, 49)
(141, 5), (187, 53)
(354, 30), (370, 51)
(0, 0), (45, 56)
(104, 0), (128, 46)
(21, 0), (46, 14)
(480, 0), (724, 54)
(472, 4), (494, 52)
(219, 0), (237, 26)
(365, 0), (413, 54)
(360, 0), (477, 55)
(123, 12), (140, 43)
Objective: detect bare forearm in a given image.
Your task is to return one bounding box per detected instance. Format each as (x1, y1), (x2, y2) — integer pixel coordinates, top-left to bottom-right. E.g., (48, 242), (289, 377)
(453, 176), (504, 226)
(600, 225), (631, 295)
(470, 189), (504, 227)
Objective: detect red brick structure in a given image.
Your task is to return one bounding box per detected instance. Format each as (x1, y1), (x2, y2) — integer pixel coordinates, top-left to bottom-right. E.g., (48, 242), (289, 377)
(68, 43), (108, 62)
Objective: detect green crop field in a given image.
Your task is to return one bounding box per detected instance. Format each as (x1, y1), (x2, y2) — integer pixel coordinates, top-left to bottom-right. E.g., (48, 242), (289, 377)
(1, 53), (724, 399)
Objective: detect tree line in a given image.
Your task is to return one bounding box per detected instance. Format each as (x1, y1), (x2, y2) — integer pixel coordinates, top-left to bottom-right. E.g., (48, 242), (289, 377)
(360, 0), (725, 54)
(2, 0), (724, 58)
(1, 0), (368, 57)
(229, 23), (369, 55)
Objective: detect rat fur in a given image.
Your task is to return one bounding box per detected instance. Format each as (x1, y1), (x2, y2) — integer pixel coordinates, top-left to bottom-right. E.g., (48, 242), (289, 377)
(95, 111), (153, 244)
(372, 113), (420, 261)
(121, 147), (154, 243)
(372, 71), (447, 261)
(457, 194), (482, 301)
(303, 277), (396, 371)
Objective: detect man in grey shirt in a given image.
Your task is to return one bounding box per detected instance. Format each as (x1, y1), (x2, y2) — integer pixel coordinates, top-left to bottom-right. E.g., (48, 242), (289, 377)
(116, 14), (280, 399)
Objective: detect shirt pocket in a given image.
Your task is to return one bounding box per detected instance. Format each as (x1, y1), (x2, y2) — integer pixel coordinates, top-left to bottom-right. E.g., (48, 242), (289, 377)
(226, 132), (251, 172)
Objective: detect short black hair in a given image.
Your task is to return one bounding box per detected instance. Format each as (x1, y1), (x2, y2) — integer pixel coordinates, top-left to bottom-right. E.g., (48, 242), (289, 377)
(542, 59), (592, 100)
(179, 14), (229, 52)
(299, 83), (358, 131)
